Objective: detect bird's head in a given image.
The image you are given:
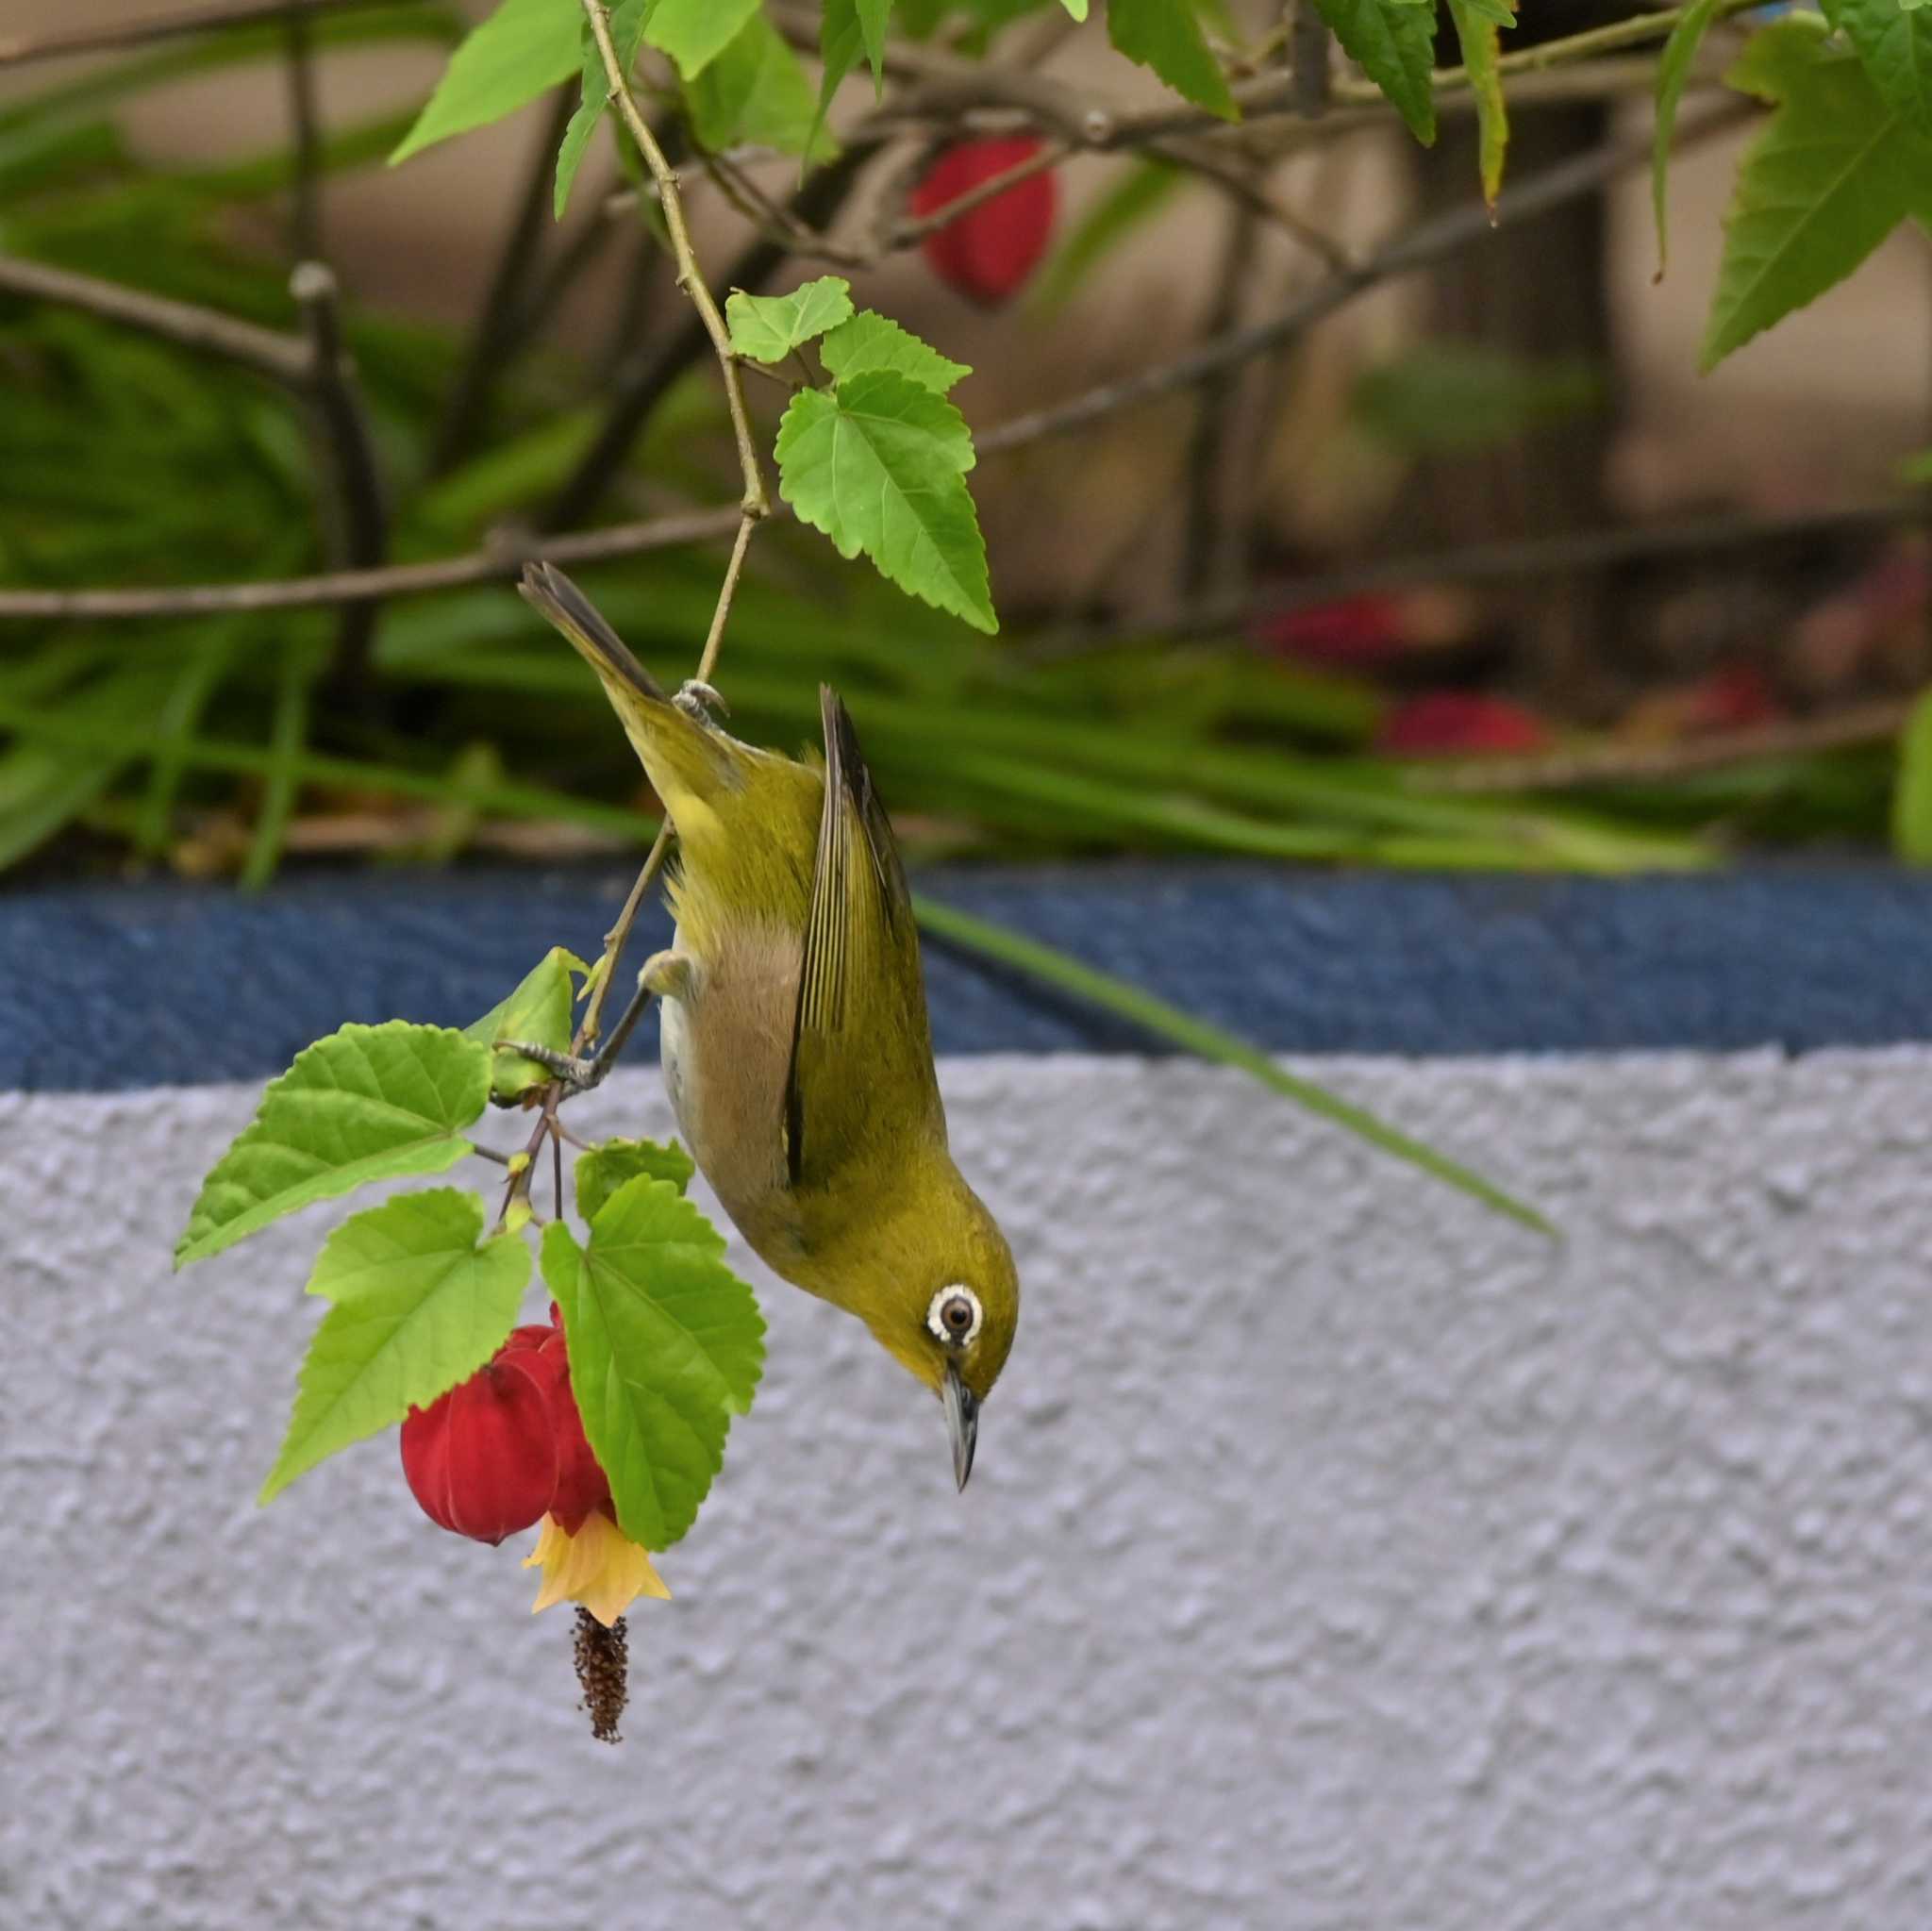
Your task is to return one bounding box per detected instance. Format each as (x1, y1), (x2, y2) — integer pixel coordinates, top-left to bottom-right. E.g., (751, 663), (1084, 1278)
(848, 1174), (1019, 1491)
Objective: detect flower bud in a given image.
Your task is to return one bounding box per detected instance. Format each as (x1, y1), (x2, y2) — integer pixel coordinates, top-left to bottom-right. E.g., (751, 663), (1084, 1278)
(911, 139), (1057, 308)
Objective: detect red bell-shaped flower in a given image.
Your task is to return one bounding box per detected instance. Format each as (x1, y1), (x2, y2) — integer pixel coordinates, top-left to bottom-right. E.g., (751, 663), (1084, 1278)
(400, 1349), (558, 1545)
(505, 1322), (610, 1536)
(911, 138), (1057, 307)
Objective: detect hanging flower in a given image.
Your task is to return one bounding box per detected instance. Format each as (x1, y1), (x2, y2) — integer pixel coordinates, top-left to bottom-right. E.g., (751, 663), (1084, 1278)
(399, 1327), (561, 1545)
(399, 1312), (670, 1625)
(525, 1509), (671, 1628)
(911, 138), (1058, 307)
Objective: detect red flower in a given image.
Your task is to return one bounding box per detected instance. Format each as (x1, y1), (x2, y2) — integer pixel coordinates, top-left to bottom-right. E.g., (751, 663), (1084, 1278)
(401, 1313), (610, 1544)
(400, 1343), (561, 1545)
(911, 139), (1057, 307)
(1376, 691), (1550, 758)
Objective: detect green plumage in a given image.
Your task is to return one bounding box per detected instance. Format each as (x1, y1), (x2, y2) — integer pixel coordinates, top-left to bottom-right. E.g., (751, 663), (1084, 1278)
(520, 565), (1019, 1471)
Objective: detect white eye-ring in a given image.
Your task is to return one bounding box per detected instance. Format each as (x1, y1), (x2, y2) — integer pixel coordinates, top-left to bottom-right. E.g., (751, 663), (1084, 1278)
(927, 1285), (983, 1349)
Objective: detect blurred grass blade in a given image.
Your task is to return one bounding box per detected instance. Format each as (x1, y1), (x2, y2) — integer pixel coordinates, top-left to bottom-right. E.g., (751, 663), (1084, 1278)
(1891, 687), (1932, 861)
(241, 654), (317, 891)
(1032, 158), (1184, 313)
(912, 893), (1555, 1237)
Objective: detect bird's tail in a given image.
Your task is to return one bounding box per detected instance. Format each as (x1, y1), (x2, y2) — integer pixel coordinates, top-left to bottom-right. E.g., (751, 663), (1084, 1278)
(519, 560), (730, 817)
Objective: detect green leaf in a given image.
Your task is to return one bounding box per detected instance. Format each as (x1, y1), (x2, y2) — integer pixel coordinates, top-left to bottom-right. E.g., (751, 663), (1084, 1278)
(175, 1024), (492, 1267)
(811, 0), (870, 158)
(1313, 0), (1438, 145)
(725, 275), (855, 360)
(465, 947), (585, 1099)
(1032, 158), (1186, 311)
(541, 1179), (764, 1548)
(1702, 17), (1932, 369)
(1061, 0), (1090, 17)
(684, 8), (834, 158)
(1653, 0), (1721, 275)
(817, 310), (972, 393)
(555, 0), (653, 219)
(258, 1189), (531, 1504)
(857, 0), (896, 86)
(391, 0), (583, 165)
(1895, 689), (1932, 860)
(911, 894), (1555, 1237)
(575, 1139), (697, 1222)
(1838, 0), (1932, 134)
(1108, 0), (1237, 120)
(646, 0), (762, 78)
(1446, 0), (1511, 205)
(775, 371), (996, 633)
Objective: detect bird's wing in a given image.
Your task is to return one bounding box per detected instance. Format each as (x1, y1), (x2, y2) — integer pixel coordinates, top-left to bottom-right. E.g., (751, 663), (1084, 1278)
(783, 687), (937, 1189)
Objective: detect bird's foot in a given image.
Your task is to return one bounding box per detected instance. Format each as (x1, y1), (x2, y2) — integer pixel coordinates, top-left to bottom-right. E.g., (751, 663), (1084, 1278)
(673, 679), (727, 724)
(495, 1040), (602, 1093)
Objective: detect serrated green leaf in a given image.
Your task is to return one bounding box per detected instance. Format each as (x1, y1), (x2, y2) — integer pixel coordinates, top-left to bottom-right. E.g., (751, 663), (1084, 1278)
(1893, 687), (1932, 859)
(1839, 0), (1932, 134)
(1313, 0), (1438, 144)
(856, 0), (895, 86)
(258, 1190), (531, 1504)
(726, 275), (855, 360)
(1108, 0), (1237, 119)
(541, 1180), (764, 1548)
(684, 8), (835, 158)
(810, 0), (869, 159)
(1653, 0), (1721, 275)
(1702, 18), (1932, 369)
(818, 310), (972, 392)
(575, 1139), (697, 1222)
(1446, 0), (1511, 205)
(646, 0), (762, 78)
(465, 947), (580, 1099)
(175, 1024), (491, 1267)
(776, 371), (996, 633)
(391, 0), (583, 165)
(555, 0), (653, 219)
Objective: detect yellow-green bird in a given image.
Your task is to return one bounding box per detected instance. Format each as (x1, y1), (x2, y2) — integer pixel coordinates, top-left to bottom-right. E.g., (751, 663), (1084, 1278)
(519, 561), (1018, 1488)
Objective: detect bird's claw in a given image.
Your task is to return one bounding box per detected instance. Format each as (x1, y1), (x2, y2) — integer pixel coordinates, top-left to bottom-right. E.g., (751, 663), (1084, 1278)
(674, 679), (727, 723)
(495, 1040), (601, 1091)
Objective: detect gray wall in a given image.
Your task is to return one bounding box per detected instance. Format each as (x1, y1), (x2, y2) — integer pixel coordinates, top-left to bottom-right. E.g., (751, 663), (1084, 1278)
(8, 1046), (1932, 1929)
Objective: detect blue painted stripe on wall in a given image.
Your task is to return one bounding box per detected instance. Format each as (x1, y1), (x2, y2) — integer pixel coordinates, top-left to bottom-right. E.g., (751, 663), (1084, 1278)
(5, 864), (1931, 1091)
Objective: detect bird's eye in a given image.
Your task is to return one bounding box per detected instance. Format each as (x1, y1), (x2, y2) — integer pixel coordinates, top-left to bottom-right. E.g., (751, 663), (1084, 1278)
(926, 1285), (983, 1348)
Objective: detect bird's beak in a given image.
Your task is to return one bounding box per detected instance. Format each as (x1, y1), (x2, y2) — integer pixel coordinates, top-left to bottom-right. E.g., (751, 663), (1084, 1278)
(942, 1360), (978, 1491)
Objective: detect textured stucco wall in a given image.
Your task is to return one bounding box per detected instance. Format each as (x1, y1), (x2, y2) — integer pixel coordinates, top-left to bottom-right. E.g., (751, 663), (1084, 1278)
(9, 1044), (1932, 1929)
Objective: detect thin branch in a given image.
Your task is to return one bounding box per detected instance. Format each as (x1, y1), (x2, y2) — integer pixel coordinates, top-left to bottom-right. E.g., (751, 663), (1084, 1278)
(1407, 700), (1912, 796)
(0, 505), (750, 621)
(584, 0), (764, 520)
(562, 0), (767, 1063)
(283, 0), (325, 263)
(889, 140), (1072, 247)
(291, 262), (389, 691)
(0, 252), (312, 384)
(546, 141), (874, 530)
(0, 106), (1762, 629)
(1182, 198), (1261, 598)
(430, 81), (580, 475)
(0, 0), (425, 68)
(1290, 4), (1330, 121)
(976, 103), (1755, 458)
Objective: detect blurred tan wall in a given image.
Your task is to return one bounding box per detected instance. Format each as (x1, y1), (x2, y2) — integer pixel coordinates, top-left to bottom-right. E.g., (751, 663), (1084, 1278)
(8, 0), (1931, 604)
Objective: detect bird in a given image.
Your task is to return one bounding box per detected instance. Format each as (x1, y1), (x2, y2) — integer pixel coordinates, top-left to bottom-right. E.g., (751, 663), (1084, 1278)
(517, 561), (1018, 1489)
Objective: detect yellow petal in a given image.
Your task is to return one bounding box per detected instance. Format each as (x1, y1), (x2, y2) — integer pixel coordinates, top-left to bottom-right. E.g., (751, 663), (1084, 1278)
(524, 1509), (670, 1623)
